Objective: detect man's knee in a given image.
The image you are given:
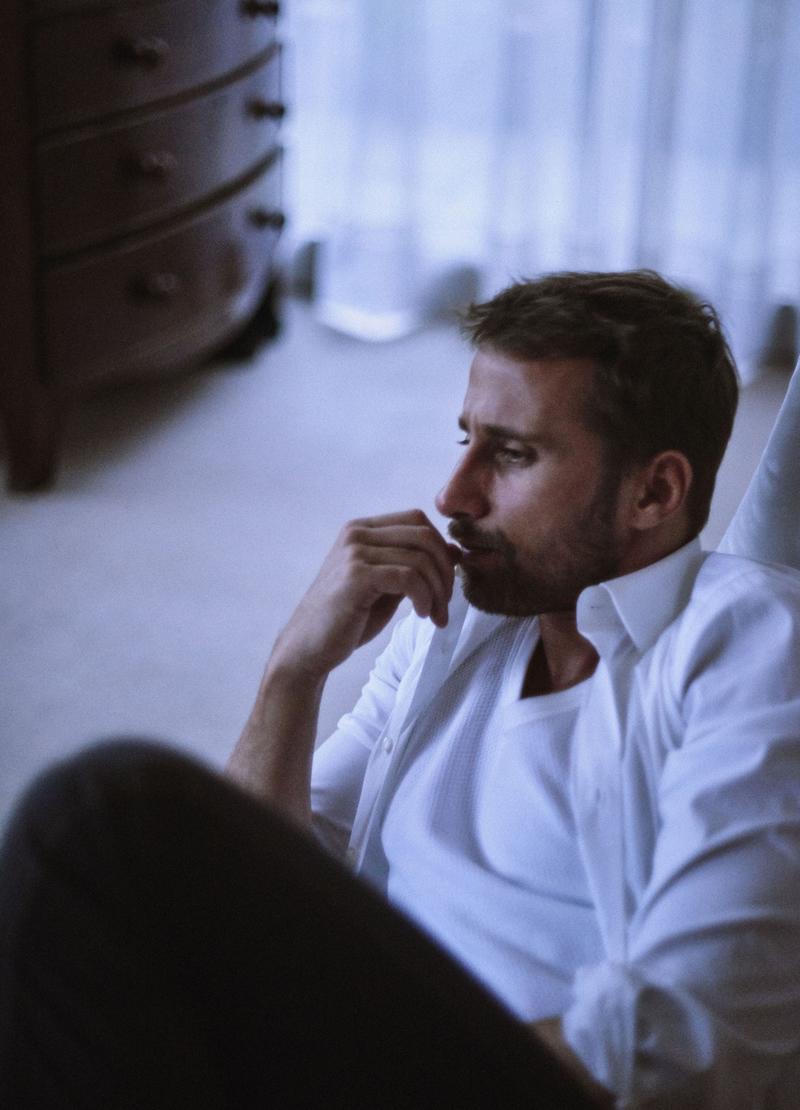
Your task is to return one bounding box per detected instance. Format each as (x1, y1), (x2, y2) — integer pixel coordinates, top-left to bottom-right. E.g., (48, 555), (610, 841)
(3, 739), (210, 861)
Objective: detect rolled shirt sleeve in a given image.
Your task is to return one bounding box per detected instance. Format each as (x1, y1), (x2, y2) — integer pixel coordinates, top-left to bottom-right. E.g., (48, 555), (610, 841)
(564, 567), (800, 1107)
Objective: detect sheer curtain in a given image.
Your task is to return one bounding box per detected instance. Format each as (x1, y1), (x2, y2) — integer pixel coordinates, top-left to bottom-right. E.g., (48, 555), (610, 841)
(283, 0), (800, 379)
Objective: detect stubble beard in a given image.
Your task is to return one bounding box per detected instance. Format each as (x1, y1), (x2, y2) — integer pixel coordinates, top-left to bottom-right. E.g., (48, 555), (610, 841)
(450, 469), (625, 617)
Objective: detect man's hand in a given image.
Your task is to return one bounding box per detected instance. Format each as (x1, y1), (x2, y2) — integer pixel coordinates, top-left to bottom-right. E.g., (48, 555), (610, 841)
(270, 509), (460, 682)
(227, 510), (458, 821)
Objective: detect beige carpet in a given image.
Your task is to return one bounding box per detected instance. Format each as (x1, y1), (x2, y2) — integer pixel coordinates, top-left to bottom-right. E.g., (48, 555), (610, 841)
(0, 298), (790, 828)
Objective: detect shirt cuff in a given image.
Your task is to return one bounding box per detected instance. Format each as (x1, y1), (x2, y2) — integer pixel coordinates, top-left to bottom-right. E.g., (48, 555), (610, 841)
(562, 961), (760, 1108)
(562, 961), (637, 1102)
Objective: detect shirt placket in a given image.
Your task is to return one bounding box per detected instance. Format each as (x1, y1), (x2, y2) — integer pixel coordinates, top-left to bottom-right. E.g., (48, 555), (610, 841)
(573, 646), (633, 962)
(347, 610), (470, 873)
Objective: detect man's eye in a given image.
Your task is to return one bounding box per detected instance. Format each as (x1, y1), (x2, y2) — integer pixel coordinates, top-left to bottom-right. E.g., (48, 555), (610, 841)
(495, 446), (529, 465)
(456, 436), (470, 446)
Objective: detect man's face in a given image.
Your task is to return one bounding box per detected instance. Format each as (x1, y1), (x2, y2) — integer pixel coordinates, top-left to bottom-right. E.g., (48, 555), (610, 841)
(435, 348), (628, 616)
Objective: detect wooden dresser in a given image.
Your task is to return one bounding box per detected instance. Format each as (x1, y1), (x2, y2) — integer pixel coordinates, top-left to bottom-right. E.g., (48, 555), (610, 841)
(1, 0), (286, 490)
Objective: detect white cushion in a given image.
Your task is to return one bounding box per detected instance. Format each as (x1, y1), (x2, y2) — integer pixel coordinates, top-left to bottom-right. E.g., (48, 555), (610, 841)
(719, 359), (800, 570)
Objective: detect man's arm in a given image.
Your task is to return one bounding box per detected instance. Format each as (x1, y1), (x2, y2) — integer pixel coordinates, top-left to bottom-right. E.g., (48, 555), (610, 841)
(227, 662), (325, 826)
(562, 565), (800, 1106)
(226, 510), (458, 826)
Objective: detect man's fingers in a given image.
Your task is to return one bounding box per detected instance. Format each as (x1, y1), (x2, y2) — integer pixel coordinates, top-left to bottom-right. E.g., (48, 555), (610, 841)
(328, 510), (458, 629)
(343, 520), (455, 598)
(355, 544), (450, 620)
(349, 508), (434, 531)
(364, 565), (437, 622)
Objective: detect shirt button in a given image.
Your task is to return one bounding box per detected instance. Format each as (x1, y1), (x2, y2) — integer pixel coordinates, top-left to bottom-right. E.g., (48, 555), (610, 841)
(382, 735), (395, 753)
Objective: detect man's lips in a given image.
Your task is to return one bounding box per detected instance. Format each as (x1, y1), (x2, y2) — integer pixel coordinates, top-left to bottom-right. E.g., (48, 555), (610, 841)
(448, 526), (508, 564)
(450, 527), (493, 550)
(457, 542), (504, 562)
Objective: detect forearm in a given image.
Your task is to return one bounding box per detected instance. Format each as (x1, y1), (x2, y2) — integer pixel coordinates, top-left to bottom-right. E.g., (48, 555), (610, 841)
(226, 659), (326, 827)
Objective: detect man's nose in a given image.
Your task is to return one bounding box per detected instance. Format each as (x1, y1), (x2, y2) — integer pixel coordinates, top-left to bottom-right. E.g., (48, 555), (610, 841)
(435, 455), (489, 520)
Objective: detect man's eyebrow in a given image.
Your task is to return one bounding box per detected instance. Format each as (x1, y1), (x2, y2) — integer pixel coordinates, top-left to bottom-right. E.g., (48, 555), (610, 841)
(457, 416), (549, 444)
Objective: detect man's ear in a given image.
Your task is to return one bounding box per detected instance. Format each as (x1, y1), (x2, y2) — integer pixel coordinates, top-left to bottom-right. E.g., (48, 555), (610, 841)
(627, 450), (693, 532)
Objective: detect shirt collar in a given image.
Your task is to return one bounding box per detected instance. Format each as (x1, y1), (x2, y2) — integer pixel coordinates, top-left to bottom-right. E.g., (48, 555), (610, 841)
(447, 577), (507, 675)
(576, 537), (707, 657)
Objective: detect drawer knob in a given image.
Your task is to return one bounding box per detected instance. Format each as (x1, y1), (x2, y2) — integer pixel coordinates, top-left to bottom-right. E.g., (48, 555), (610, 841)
(127, 151), (178, 179)
(114, 36), (169, 69)
(249, 208), (286, 231)
(247, 99), (286, 121)
(241, 0), (280, 16)
(130, 272), (183, 301)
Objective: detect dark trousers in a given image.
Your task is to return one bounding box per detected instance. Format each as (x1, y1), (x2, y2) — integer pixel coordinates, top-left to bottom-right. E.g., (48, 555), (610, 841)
(0, 740), (606, 1108)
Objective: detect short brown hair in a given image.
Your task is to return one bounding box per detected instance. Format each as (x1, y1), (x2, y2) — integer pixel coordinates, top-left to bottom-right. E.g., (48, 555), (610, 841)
(462, 270), (739, 536)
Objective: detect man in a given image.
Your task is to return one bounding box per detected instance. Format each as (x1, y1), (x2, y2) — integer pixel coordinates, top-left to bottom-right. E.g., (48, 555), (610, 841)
(3, 271), (800, 1108)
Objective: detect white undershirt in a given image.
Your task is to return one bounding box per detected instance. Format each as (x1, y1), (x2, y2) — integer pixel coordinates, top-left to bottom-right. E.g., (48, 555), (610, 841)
(380, 618), (604, 1019)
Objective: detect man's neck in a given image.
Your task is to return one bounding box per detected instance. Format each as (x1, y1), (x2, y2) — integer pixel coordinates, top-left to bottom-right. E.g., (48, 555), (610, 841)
(521, 611), (598, 697)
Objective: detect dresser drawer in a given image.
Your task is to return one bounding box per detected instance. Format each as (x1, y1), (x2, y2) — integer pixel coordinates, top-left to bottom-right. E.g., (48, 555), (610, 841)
(43, 154), (284, 389)
(39, 47), (282, 257)
(34, 0), (280, 132)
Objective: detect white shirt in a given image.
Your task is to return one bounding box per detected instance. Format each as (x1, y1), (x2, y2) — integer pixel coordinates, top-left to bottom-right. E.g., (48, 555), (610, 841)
(311, 539), (800, 1107)
(381, 616), (603, 1020)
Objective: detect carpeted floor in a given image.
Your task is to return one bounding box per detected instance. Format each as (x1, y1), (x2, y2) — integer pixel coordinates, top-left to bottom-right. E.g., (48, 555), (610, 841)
(0, 298), (790, 828)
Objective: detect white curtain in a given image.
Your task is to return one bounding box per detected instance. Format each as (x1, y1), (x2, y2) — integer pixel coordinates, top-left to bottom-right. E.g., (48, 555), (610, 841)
(283, 0), (800, 380)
